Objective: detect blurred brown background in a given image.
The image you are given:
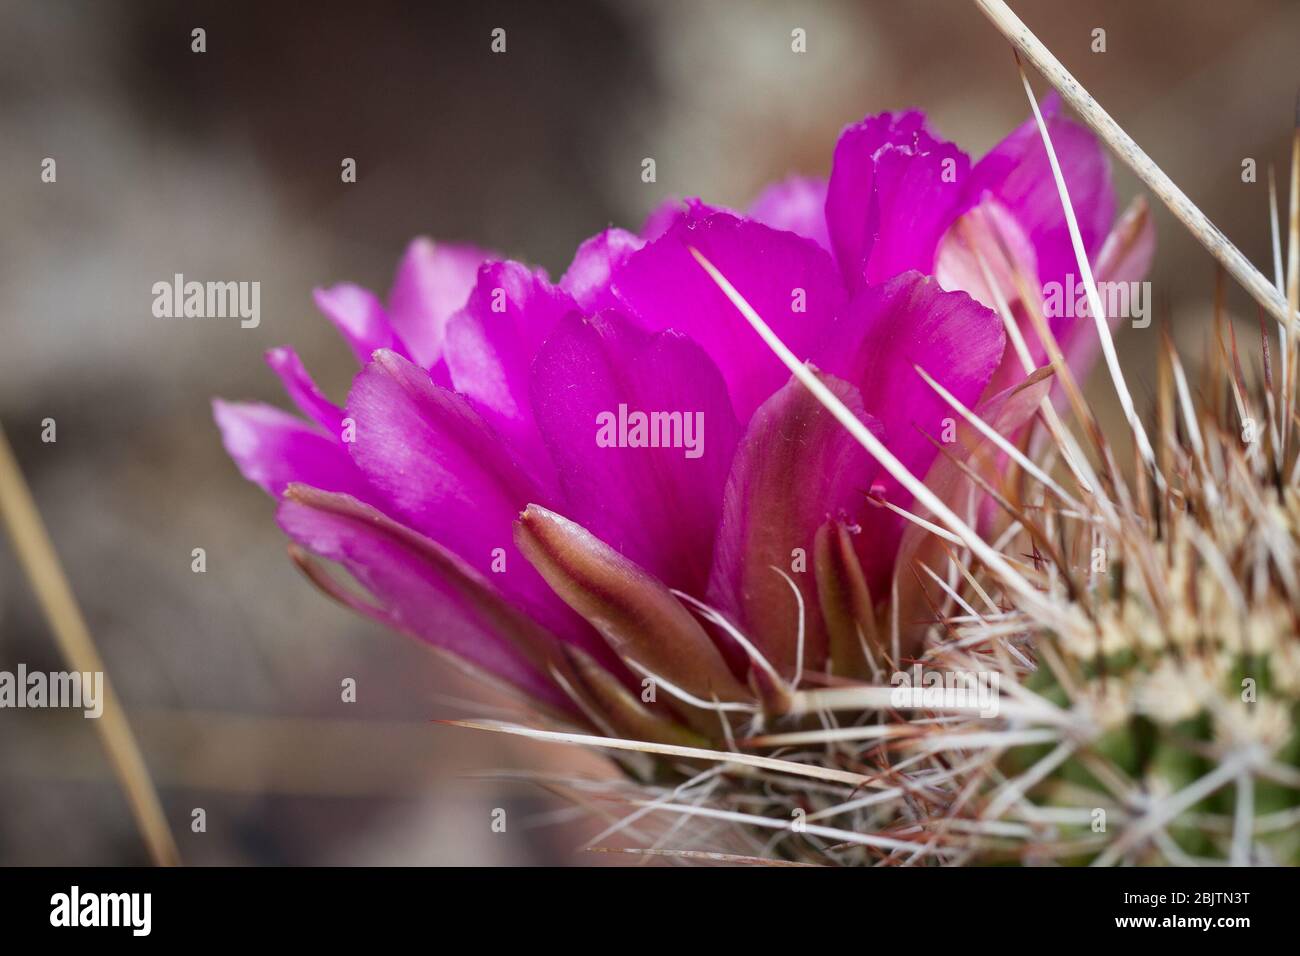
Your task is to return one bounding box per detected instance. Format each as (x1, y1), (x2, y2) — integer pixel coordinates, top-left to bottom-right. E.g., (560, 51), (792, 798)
(1, 0), (1296, 865)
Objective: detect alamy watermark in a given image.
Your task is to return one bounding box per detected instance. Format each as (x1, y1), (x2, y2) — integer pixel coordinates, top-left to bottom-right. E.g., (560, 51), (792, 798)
(152, 273), (260, 328)
(1044, 273), (1151, 329)
(0, 665), (103, 718)
(50, 886), (150, 936)
(595, 404), (704, 459)
(890, 664), (1000, 718)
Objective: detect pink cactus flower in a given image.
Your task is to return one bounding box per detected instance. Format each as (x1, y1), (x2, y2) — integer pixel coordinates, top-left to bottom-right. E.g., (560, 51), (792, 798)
(215, 99), (1152, 737)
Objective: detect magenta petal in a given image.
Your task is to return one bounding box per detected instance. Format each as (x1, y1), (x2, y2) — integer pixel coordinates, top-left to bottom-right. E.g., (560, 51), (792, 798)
(346, 349), (539, 564)
(265, 346), (343, 435)
(560, 228), (644, 313)
(826, 110), (965, 289)
(706, 369), (881, 677)
(444, 261), (578, 419)
(530, 311), (740, 594)
(612, 211), (847, 422)
(822, 273), (1005, 588)
(312, 283), (408, 366)
(277, 490), (577, 717)
(828, 272), (1005, 478)
(934, 197), (1044, 401)
(344, 350), (600, 653)
(748, 175), (831, 251)
(385, 237), (489, 368)
(934, 197), (1039, 313)
(640, 200), (682, 242)
(212, 399), (369, 499)
(861, 142), (970, 284)
(443, 261), (577, 478)
(966, 94), (1116, 288)
(639, 197), (726, 241)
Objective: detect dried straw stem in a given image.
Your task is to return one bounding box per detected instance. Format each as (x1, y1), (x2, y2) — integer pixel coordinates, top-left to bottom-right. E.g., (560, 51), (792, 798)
(973, 0), (1294, 331)
(0, 421), (179, 866)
